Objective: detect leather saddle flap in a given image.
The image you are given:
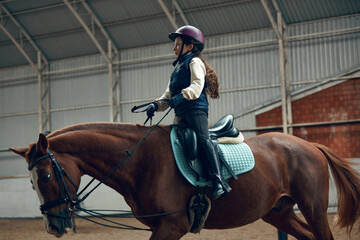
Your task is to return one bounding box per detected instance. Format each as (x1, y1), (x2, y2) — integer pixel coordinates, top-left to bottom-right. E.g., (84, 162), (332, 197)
(177, 127), (198, 161)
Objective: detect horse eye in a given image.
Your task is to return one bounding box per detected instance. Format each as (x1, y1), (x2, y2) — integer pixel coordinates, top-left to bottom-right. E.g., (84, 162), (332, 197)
(42, 173), (51, 183)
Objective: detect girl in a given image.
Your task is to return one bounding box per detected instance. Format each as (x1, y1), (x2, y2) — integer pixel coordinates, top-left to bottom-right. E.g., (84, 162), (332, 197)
(147, 25), (231, 200)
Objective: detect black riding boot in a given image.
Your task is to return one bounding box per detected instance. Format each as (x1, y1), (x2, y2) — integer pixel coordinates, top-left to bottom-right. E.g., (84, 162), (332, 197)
(202, 139), (232, 200)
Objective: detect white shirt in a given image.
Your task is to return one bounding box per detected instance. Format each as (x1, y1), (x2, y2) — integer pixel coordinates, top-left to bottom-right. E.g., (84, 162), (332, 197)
(157, 57), (206, 111)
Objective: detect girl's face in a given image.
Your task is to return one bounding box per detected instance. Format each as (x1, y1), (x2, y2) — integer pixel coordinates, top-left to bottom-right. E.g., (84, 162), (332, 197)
(173, 37), (193, 58)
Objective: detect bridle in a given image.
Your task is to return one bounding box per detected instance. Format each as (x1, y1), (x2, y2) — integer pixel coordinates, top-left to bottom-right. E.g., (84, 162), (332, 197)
(27, 107), (173, 219)
(26, 108), (202, 231)
(29, 150), (78, 218)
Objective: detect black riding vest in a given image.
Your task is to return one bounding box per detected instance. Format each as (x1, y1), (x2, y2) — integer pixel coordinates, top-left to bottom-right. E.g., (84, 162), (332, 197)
(169, 53), (208, 116)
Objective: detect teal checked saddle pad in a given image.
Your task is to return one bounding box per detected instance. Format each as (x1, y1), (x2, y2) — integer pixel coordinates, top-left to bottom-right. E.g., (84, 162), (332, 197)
(170, 127), (255, 187)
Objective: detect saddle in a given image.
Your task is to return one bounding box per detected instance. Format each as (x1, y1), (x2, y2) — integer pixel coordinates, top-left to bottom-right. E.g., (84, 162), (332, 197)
(171, 115), (254, 233)
(176, 114), (240, 179)
(209, 114), (240, 140)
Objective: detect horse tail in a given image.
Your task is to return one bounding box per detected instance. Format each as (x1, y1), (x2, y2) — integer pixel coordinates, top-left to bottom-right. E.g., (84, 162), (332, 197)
(312, 143), (360, 233)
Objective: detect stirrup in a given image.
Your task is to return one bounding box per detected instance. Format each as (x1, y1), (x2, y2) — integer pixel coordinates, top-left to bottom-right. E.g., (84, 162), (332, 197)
(212, 175), (231, 200)
(212, 183), (225, 200)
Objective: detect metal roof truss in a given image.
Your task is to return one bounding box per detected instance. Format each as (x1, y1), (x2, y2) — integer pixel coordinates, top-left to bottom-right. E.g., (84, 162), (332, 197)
(0, 3), (50, 133)
(261, 0), (293, 134)
(63, 0), (121, 122)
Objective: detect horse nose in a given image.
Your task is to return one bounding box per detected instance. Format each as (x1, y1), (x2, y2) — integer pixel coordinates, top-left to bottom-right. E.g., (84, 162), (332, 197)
(48, 223), (65, 238)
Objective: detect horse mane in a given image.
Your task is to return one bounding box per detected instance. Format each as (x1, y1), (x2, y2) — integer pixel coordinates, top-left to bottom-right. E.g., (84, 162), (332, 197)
(48, 122), (169, 138)
(48, 122), (129, 137)
(46, 122), (171, 153)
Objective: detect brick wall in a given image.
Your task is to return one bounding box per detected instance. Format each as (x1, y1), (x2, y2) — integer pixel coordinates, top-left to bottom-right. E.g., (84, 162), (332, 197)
(256, 79), (360, 158)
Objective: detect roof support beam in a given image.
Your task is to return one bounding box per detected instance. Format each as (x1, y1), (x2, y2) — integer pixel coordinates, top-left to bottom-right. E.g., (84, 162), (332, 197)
(79, 0), (118, 55)
(38, 52), (51, 133)
(0, 3), (48, 65)
(0, 3), (51, 133)
(260, 0), (281, 39)
(63, 0), (111, 63)
(0, 23), (37, 72)
(79, 0), (121, 121)
(63, 0), (121, 122)
(261, 0), (293, 135)
(0, 4), (51, 133)
(173, 0), (189, 25)
(158, 0), (178, 30)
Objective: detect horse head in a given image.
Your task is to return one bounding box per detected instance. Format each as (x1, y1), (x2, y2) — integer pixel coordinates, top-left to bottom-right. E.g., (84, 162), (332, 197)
(10, 133), (80, 238)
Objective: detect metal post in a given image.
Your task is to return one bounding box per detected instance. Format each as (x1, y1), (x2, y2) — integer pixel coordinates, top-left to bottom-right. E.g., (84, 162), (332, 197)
(276, 1), (292, 134)
(277, 13), (288, 134)
(278, 229), (288, 240)
(37, 51), (51, 133)
(283, 23), (293, 134)
(108, 40), (114, 122)
(115, 53), (121, 122)
(38, 52), (43, 133)
(45, 64), (51, 131)
(107, 40), (121, 123)
(261, 0), (292, 134)
(276, 5), (292, 134)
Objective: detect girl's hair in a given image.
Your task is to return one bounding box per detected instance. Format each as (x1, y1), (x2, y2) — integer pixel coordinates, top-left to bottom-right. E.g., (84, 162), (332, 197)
(182, 37), (220, 99)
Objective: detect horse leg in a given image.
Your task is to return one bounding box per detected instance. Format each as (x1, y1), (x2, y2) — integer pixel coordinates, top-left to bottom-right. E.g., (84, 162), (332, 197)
(149, 216), (189, 240)
(263, 208), (315, 239)
(291, 166), (334, 239)
(268, 193), (334, 239)
(262, 197), (315, 239)
(149, 224), (187, 240)
(296, 203), (334, 240)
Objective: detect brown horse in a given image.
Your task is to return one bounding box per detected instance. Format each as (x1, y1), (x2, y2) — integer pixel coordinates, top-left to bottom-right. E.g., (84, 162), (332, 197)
(10, 122), (360, 239)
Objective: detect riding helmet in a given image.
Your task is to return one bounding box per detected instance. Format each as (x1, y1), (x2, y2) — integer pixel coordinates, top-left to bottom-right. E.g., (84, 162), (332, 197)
(169, 25), (205, 52)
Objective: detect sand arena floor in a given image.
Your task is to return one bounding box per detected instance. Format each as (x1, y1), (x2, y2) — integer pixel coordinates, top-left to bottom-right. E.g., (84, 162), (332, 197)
(0, 213), (358, 240)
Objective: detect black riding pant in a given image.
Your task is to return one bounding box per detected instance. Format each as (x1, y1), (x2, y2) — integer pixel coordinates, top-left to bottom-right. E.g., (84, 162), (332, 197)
(179, 109), (209, 141)
(178, 110), (217, 172)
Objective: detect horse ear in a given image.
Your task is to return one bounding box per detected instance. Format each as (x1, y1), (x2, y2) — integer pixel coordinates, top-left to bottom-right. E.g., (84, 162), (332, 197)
(36, 133), (48, 154)
(9, 148), (28, 158)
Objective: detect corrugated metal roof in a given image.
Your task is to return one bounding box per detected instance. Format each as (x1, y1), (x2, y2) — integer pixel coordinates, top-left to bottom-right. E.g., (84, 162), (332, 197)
(36, 31), (102, 60)
(0, 0), (359, 69)
(185, 0), (270, 35)
(0, 42), (36, 68)
(3, 0), (63, 13)
(90, 0), (164, 22)
(107, 16), (173, 49)
(278, 0), (360, 24)
(16, 5), (82, 35)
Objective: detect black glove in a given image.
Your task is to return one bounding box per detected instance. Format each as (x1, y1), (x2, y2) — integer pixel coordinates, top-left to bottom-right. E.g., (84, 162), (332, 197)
(169, 93), (184, 108)
(146, 103), (158, 118)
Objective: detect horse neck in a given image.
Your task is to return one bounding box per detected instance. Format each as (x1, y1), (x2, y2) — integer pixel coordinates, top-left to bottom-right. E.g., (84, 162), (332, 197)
(49, 123), (170, 197)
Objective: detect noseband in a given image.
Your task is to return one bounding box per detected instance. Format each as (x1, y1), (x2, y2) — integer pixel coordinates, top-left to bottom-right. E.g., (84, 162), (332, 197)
(29, 150), (78, 218)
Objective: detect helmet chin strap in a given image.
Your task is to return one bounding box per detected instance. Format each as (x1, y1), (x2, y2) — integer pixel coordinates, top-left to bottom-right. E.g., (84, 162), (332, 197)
(173, 41), (192, 66)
